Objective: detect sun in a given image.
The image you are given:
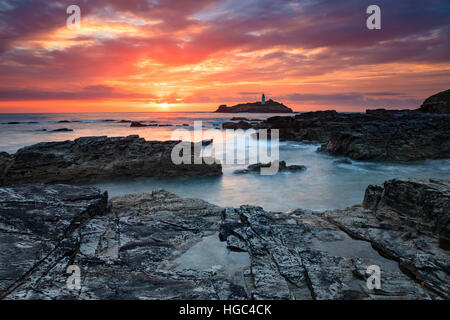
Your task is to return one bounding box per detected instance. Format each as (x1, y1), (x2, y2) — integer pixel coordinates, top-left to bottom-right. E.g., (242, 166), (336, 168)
(159, 102), (169, 109)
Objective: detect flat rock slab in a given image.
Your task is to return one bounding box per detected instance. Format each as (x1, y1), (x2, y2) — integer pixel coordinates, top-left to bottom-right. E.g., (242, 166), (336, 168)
(0, 135), (222, 186)
(1, 185), (247, 300)
(0, 184), (108, 296)
(219, 205), (439, 300)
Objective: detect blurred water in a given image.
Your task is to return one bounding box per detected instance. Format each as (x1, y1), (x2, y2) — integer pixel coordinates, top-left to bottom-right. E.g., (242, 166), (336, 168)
(1, 112), (449, 211)
(0, 112), (252, 153)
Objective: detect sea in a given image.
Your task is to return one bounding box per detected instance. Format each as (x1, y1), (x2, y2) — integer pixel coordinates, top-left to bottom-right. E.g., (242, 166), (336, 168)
(1, 112), (449, 212)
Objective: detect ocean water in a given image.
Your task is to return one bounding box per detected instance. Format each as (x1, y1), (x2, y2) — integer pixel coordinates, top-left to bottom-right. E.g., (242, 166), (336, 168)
(1, 112), (450, 212)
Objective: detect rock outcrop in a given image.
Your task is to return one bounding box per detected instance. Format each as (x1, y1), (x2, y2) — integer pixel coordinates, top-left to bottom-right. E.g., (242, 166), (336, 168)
(0, 184), (108, 297)
(419, 89), (450, 114)
(0, 135), (222, 186)
(222, 121), (253, 130)
(50, 128), (74, 132)
(130, 121), (156, 127)
(1, 178), (448, 300)
(233, 161), (306, 174)
(215, 99), (293, 113)
(324, 178), (450, 298)
(220, 178), (449, 299)
(0, 186), (245, 300)
(244, 108), (450, 161)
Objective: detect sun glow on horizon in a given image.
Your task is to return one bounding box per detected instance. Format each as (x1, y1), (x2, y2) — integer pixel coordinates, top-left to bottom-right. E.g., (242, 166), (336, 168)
(159, 102), (170, 109)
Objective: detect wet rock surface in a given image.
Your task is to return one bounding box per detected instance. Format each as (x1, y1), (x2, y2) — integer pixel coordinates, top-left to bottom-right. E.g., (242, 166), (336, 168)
(0, 184), (108, 297)
(325, 178), (450, 298)
(0, 186), (246, 300)
(0, 178), (448, 300)
(0, 135), (222, 186)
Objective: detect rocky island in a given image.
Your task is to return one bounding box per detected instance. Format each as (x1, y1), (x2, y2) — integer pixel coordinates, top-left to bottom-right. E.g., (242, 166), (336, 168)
(215, 94), (293, 113)
(0, 178), (448, 299)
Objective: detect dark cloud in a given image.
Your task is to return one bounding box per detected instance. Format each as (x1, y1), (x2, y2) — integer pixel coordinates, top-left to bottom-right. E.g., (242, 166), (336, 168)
(0, 85), (152, 101)
(280, 92), (422, 108)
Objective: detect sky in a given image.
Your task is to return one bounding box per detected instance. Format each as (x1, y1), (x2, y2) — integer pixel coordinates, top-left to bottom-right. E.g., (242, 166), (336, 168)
(0, 0), (449, 113)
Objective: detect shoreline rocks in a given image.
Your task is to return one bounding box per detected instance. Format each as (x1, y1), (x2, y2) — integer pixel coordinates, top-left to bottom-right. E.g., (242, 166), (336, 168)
(220, 178), (449, 299)
(1, 178), (448, 300)
(222, 121), (253, 130)
(233, 160), (306, 174)
(130, 121), (157, 127)
(0, 135), (222, 186)
(50, 128), (73, 132)
(324, 178), (450, 298)
(239, 99), (450, 161)
(419, 89), (450, 114)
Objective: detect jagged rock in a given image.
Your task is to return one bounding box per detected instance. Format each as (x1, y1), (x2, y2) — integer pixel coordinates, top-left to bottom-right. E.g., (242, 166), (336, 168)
(130, 121), (156, 127)
(0, 135), (222, 186)
(362, 184), (383, 210)
(242, 105), (450, 161)
(419, 89), (450, 114)
(1, 179), (448, 300)
(0, 186), (248, 300)
(233, 161), (306, 174)
(219, 203), (439, 300)
(222, 121), (252, 130)
(365, 179), (450, 240)
(0, 152), (12, 177)
(324, 178), (450, 298)
(319, 117), (450, 161)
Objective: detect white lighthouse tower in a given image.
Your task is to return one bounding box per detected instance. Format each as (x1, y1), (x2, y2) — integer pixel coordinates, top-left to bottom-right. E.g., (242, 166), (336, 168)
(262, 93), (266, 104)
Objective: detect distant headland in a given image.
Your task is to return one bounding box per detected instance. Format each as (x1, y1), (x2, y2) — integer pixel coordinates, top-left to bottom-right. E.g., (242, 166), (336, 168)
(215, 94), (293, 113)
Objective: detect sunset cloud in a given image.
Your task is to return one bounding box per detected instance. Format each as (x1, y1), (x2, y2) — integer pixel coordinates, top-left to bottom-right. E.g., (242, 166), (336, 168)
(0, 0), (449, 112)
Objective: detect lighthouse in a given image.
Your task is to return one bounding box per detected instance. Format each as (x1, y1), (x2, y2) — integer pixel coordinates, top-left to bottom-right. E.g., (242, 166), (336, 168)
(262, 93), (266, 105)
